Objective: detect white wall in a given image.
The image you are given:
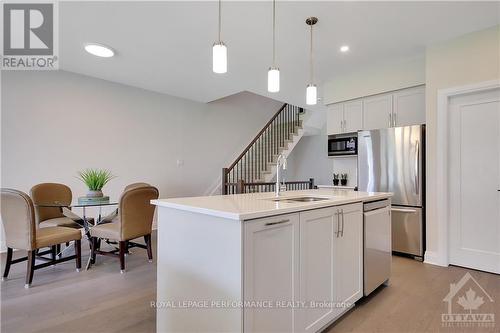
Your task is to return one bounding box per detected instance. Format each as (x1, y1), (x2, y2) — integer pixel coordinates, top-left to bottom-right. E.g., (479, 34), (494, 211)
(323, 55), (425, 105)
(284, 127), (332, 187)
(286, 128), (357, 188)
(425, 25), (500, 262)
(0, 70), (282, 250)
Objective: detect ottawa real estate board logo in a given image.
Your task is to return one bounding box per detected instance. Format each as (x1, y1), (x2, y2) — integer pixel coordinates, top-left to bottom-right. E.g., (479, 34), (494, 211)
(2, 2), (58, 69)
(442, 272), (495, 328)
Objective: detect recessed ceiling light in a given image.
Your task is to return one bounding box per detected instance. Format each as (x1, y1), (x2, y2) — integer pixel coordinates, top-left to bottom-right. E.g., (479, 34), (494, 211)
(84, 43), (114, 58)
(340, 45), (350, 53)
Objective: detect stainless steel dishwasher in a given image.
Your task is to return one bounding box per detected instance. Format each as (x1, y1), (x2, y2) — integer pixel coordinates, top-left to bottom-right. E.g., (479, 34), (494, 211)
(363, 199), (392, 296)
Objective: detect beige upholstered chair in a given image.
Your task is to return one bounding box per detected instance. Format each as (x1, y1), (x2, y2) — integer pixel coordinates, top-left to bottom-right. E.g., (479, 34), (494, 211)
(90, 185), (159, 273)
(30, 183), (90, 228)
(100, 183), (151, 224)
(1, 189), (82, 288)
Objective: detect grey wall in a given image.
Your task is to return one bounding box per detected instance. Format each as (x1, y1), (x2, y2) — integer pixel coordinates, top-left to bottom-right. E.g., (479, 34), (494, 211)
(286, 127), (358, 188)
(285, 127), (332, 186)
(1, 70), (282, 249)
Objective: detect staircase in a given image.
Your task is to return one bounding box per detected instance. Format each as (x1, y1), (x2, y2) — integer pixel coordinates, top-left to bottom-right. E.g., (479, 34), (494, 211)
(222, 103), (306, 195)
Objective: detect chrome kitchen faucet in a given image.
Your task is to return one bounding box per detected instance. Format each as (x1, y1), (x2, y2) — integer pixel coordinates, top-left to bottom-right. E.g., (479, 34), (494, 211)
(275, 154), (287, 197)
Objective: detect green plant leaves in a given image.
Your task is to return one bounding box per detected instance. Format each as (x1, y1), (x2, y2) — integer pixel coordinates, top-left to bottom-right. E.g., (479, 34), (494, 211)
(77, 169), (115, 191)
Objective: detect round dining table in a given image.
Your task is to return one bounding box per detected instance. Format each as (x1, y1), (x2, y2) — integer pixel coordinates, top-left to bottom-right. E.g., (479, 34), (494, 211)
(35, 200), (118, 270)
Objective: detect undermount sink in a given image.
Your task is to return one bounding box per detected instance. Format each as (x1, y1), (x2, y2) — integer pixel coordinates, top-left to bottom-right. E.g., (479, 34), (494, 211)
(268, 196), (331, 202)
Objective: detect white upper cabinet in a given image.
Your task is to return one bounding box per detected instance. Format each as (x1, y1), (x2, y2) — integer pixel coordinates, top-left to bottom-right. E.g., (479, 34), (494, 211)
(363, 93), (393, 130)
(392, 86), (425, 127)
(343, 101), (363, 133)
(326, 100), (363, 135)
(327, 104), (344, 135)
(327, 86), (426, 134)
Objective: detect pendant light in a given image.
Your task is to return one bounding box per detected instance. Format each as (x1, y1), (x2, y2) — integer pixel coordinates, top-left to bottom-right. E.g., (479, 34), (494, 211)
(267, 0), (279, 92)
(213, 0), (227, 73)
(305, 17), (318, 105)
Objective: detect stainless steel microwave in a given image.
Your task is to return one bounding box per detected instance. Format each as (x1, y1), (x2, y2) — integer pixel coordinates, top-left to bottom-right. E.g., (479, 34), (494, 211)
(328, 135), (357, 156)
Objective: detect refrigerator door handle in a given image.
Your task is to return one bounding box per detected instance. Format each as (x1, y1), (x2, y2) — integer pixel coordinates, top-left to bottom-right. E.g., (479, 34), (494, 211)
(391, 207), (418, 213)
(415, 140), (420, 195)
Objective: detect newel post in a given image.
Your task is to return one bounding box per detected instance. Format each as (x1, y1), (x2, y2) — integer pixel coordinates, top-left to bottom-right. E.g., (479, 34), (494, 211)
(222, 168), (229, 195)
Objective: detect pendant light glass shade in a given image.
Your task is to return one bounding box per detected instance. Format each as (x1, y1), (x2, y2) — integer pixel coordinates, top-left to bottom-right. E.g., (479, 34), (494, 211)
(267, 0), (279, 92)
(306, 84), (317, 105)
(213, 42), (227, 74)
(267, 67), (280, 93)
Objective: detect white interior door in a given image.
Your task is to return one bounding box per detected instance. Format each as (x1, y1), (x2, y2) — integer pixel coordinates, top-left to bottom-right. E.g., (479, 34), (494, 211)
(448, 87), (500, 274)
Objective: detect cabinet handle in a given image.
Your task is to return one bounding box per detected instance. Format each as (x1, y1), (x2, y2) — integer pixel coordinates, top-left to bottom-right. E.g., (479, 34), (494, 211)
(388, 113), (392, 127)
(393, 112), (397, 127)
(335, 210), (340, 237)
(343, 120), (346, 132)
(265, 219), (290, 226)
(340, 209), (345, 237)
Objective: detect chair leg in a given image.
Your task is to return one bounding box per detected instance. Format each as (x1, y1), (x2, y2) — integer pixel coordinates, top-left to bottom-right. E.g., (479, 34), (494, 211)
(119, 241), (126, 273)
(125, 241), (130, 255)
(91, 237), (97, 264)
(75, 240), (81, 271)
(25, 250), (35, 288)
(56, 244), (61, 258)
(51, 245), (57, 261)
(144, 234), (153, 262)
(2, 247), (13, 280)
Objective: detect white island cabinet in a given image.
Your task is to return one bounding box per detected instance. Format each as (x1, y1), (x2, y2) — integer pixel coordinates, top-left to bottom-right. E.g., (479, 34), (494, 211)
(153, 189), (391, 333)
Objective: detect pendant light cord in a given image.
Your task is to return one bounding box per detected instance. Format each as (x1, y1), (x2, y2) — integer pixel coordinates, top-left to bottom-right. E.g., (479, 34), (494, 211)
(310, 23), (314, 83)
(272, 0), (276, 66)
(218, 0), (222, 42)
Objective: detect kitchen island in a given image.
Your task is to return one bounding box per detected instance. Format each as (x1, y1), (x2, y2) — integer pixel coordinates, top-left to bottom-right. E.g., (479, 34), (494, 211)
(152, 189), (392, 333)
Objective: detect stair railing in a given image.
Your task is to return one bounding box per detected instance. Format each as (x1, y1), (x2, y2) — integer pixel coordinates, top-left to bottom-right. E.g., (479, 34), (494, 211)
(222, 103), (303, 195)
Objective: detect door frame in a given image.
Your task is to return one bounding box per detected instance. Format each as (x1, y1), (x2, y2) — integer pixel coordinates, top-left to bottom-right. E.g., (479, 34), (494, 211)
(432, 79), (500, 267)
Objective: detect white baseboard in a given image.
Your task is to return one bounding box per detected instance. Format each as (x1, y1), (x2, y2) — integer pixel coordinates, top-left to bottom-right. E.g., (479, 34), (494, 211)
(424, 250), (448, 267)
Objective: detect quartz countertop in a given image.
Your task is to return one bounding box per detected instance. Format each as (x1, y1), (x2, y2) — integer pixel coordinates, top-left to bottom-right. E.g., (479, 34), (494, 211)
(151, 189), (392, 221)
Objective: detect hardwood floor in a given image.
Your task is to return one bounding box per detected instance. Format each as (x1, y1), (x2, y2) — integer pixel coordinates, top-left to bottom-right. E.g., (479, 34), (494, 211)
(1, 238), (499, 333)
(1, 235), (156, 333)
(326, 256), (500, 333)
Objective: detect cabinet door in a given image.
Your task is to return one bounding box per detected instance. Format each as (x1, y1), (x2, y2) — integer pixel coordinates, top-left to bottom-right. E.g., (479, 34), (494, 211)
(335, 203), (363, 308)
(343, 100), (363, 133)
(393, 86), (425, 126)
(327, 104), (344, 135)
(363, 93), (393, 130)
(298, 207), (338, 332)
(244, 213), (300, 333)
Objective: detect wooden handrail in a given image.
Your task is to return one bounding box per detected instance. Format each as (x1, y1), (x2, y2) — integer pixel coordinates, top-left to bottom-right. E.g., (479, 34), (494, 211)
(228, 103), (287, 170)
(231, 178), (315, 194)
(222, 103), (303, 195)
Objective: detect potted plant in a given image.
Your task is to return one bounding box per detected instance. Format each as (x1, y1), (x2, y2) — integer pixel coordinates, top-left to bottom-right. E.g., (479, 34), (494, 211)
(340, 173), (348, 186)
(333, 173), (340, 186)
(77, 169), (115, 197)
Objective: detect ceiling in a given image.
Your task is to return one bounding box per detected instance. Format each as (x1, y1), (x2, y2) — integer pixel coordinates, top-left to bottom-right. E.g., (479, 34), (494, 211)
(60, 1), (499, 110)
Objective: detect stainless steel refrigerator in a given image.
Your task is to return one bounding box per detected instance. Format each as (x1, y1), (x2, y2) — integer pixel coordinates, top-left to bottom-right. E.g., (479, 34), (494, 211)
(358, 125), (425, 260)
